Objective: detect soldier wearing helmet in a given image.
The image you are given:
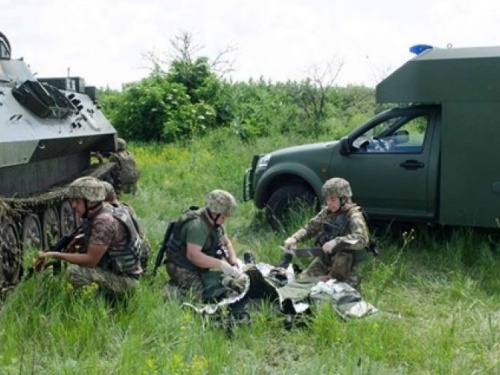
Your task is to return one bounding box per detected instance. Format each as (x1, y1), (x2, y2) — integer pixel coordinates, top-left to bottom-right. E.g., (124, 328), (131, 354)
(283, 177), (369, 289)
(110, 137), (139, 194)
(36, 177), (143, 297)
(205, 189), (237, 222)
(164, 190), (249, 319)
(67, 176), (106, 218)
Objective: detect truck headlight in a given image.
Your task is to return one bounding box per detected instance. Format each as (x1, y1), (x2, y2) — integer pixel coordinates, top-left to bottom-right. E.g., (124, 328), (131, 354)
(257, 154), (271, 168)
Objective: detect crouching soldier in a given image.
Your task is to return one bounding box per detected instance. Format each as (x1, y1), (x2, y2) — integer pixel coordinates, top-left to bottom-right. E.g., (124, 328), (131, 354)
(110, 138), (139, 194)
(283, 178), (369, 289)
(164, 190), (249, 321)
(36, 177), (143, 298)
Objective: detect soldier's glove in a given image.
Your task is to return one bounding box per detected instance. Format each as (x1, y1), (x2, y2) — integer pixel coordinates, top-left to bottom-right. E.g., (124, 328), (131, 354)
(284, 237), (297, 251)
(322, 239), (339, 254)
(220, 262), (243, 278)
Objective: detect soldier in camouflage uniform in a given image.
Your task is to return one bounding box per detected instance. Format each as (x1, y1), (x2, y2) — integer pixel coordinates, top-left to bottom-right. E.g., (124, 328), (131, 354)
(283, 178), (369, 288)
(110, 138), (139, 194)
(165, 190), (242, 294)
(165, 190), (250, 321)
(36, 177), (143, 297)
(102, 181), (151, 273)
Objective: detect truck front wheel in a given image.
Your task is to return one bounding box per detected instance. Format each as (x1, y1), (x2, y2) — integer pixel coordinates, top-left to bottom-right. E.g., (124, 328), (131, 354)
(265, 184), (317, 230)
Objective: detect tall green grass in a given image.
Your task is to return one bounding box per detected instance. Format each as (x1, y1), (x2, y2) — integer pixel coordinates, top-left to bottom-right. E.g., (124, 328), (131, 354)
(1, 129), (500, 374)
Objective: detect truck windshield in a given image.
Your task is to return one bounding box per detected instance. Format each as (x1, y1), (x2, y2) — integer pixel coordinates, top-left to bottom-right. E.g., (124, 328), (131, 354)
(352, 114), (430, 153)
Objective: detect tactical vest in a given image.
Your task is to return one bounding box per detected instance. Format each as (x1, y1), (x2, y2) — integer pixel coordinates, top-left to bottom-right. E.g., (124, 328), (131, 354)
(120, 202), (150, 269)
(86, 204), (143, 276)
(315, 205), (361, 246)
(166, 207), (225, 271)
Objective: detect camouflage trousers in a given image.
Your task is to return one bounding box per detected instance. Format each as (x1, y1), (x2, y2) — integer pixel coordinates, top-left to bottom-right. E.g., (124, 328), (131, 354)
(166, 261), (246, 309)
(166, 261), (204, 299)
(299, 250), (366, 288)
(65, 264), (138, 296)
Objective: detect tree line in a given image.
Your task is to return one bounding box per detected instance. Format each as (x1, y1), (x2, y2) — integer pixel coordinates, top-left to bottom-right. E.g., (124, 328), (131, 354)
(99, 34), (379, 143)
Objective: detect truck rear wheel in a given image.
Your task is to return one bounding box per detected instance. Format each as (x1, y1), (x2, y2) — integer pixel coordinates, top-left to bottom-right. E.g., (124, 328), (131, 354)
(265, 184), (317, 230)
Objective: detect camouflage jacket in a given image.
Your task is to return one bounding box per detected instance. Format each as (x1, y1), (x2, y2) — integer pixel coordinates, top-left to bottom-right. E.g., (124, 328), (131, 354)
(291, 204), (369, 252)
(83, 203), (143, 277)
(110, 150), (139, 185)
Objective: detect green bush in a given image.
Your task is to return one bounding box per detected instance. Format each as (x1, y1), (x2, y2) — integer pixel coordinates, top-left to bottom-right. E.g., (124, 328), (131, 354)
(100, 55), (377, 143)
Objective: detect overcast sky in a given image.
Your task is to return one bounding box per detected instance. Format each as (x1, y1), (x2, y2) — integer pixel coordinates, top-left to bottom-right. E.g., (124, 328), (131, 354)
(3, 0), (500, 90)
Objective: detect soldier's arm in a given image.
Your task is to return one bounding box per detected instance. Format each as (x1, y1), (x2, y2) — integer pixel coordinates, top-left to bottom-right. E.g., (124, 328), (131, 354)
(222, 234), (238, 266)
(186, 242), (225, 269)
(38, 244), (108, 267)
(292, 207), (328, 242)
(330, 211), (369, 252)
(70, 213), (114, 266)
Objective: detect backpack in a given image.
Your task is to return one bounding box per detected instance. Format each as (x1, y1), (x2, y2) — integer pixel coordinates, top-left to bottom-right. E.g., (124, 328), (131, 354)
(152, 206), (199, 276)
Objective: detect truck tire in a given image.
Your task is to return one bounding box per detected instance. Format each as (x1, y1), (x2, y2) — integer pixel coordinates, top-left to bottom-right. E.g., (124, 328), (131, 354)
(265, 184), (317, 230)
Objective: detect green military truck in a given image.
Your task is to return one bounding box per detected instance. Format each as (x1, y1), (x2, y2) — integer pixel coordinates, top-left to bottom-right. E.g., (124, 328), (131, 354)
(243, 45), (500, 229)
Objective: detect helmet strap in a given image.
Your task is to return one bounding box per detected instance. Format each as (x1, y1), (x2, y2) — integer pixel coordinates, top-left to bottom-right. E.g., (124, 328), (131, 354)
(206, 208), (221, 228)
(83, 200), (102, 218)
(340, 197), (346, 207)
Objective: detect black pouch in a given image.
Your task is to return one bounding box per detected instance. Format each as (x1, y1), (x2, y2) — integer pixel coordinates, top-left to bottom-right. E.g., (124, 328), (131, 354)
(12, 80), (74, 119)
(12, 80), (54, 118)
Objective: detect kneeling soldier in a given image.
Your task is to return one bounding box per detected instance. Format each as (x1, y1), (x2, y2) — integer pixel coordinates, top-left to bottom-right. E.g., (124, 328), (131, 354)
(283, 178), (369, 289)
(165, 190), (249, 320)
(36, 177), (143, 298)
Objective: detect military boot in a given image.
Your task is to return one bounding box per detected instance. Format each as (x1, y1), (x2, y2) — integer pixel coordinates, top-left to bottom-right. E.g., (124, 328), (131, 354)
(243, 252), (256, 265)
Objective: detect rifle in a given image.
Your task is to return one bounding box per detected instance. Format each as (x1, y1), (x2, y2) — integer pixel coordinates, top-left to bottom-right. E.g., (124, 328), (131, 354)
(291, 247), (324, 258)
(24, 222), (85, 280)
(367, 239), (379, 256)
(152, 221), (175, 276)
(284, 241), (379, 260)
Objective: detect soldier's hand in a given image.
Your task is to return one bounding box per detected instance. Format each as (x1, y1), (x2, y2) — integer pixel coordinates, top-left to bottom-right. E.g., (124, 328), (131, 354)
(33, 252), (47, 272)
(284, 237), (297, 251)
(322, 239), (338, 254)
(91, 152), (104, 164)
(227, 255), (239, 268)
(36, 251), (51, 260)
(220, 262), (243, 278)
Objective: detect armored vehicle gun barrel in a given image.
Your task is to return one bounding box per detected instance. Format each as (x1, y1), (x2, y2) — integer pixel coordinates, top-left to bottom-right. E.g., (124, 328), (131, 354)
(0, 32), (120, 289)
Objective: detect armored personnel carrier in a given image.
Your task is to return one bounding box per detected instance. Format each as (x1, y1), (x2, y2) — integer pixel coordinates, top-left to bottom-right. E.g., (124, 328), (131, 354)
(0, 32), (118, 287)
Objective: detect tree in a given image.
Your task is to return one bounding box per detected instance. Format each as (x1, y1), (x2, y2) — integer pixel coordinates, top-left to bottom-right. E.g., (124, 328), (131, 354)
(287, 59), (344, 135)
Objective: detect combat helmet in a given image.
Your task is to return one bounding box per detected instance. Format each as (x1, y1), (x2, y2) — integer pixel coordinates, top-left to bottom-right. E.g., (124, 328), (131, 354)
(205, 189), (237, 217)
(101, 181), (117, 202)
(322, 177), (353, 199)
(68, 177), (106, 202)
(116, 138), (127, 151)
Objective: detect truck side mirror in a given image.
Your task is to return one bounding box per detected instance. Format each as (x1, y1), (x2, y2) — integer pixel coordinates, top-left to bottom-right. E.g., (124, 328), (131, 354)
(393, 129), (409, 144)
(340, 137), (351, 156)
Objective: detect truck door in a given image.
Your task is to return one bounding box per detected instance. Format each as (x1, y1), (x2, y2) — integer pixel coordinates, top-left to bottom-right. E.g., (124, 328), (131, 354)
(332, 106), (440, 221)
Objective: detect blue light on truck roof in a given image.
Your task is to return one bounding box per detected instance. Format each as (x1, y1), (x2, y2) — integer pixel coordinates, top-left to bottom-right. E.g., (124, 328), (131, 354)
(409, 44), (434, 55)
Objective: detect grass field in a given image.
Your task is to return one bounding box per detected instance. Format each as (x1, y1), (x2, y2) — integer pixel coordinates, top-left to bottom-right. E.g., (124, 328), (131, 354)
(1, 130), (500, 374)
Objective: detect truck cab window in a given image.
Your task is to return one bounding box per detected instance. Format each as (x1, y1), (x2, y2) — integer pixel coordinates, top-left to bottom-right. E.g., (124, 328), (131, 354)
(353, 114), (430, 153)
